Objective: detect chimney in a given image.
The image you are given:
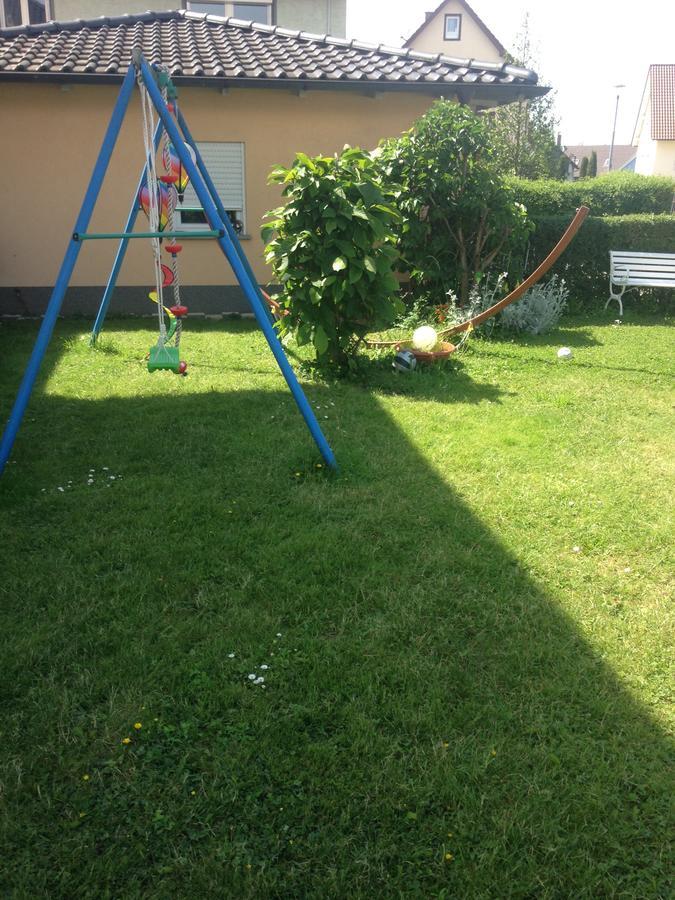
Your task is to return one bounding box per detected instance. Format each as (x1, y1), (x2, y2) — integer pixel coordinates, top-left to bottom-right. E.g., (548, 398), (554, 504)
(425, 11), (434, 21)
(556, 133), (562, 148)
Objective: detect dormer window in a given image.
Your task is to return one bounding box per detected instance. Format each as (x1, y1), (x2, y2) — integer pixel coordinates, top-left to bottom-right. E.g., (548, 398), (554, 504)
(1, 0), (49, 27)
(444, 14), (462, 40)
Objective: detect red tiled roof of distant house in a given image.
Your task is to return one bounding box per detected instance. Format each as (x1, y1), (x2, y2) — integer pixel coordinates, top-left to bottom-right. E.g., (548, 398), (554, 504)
(649, 64), (675, 141)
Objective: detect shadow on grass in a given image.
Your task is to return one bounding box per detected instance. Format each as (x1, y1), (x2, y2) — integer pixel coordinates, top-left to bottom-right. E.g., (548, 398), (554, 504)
(1, 370), (672, 897)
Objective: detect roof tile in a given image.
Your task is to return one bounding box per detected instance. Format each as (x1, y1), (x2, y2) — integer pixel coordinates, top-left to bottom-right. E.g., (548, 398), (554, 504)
(649, 64), (675, 141)
(0, 9), (542, 95)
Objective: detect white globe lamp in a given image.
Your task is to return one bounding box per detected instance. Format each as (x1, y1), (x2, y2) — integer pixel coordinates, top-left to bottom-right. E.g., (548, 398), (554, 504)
(412, 325), (438, 352)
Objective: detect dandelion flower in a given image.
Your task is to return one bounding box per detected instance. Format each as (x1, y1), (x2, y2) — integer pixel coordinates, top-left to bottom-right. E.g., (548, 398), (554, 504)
(121, 737), (131, 745)
(445, 853), (454, 862)
(134, 722), (142, 730)
(82, 774), (90, 781)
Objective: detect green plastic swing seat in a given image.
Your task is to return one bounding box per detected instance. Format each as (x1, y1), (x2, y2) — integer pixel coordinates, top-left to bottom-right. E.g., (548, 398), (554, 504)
(147, 342), (181, 373)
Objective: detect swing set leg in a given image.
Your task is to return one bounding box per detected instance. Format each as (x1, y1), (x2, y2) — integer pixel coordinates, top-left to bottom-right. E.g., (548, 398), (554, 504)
(139, 58), (337, 471)
(90, 122), (163, 345)
(0, 66), (136, 477)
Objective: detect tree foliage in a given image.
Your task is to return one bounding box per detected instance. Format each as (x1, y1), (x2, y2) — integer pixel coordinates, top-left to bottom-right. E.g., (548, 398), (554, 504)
(379, 100), (531, 305)
(483, 15), (567, 180)
(579, 156), (589, 178)
(262, 148), (402, 372)
(589, 150), (598, 178)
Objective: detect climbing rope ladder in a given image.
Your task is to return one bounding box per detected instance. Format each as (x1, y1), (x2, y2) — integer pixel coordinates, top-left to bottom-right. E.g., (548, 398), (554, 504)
(139, 66), (189, 374)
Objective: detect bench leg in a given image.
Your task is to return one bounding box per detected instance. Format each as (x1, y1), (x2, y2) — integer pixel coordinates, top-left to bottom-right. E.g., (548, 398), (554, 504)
(606, 280), (625, 317)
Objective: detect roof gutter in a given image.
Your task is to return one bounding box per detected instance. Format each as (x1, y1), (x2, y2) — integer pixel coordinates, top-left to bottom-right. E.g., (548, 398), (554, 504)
(0, 70), (549, 100)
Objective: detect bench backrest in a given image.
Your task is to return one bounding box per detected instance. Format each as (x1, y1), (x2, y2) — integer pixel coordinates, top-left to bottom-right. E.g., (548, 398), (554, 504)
(610, 251), (675, 287)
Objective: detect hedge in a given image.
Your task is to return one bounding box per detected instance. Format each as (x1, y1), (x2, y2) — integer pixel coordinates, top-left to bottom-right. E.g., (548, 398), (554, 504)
(507, 172), (675, 219)
(525, 213), (675, 307)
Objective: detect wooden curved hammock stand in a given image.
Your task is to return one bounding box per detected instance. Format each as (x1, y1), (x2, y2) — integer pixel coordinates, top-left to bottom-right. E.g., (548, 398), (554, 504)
(365, 205), (590, 352)
(261, 206), (589, 358)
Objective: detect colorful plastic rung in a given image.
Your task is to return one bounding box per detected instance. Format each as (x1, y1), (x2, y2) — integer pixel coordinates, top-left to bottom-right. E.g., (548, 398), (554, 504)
(147, 343), (181, 373)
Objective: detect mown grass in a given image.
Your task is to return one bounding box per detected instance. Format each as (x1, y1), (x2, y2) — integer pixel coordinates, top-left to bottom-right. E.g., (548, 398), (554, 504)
(1, 311), (673, 898)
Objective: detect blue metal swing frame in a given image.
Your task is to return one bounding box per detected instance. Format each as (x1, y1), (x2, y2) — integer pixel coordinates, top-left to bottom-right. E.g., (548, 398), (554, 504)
(0, 56), (337, 476)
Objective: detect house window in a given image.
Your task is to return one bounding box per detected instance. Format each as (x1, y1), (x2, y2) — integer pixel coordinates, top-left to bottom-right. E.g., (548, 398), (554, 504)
(177, 142), (246, 235)
(1, 0), (50, 27)
(185, 1), (273, 24)
(444, 14), (462, 41)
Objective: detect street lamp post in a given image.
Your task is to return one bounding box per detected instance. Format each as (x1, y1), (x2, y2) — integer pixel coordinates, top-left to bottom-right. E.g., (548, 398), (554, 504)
(608, 84), (626, 172)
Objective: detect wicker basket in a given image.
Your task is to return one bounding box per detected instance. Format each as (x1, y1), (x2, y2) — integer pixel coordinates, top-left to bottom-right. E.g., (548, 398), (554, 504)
(407, 341), (456, 363)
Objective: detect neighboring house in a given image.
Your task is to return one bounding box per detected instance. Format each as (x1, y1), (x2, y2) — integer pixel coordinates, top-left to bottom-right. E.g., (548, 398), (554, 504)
(404, 0), (506, 64)
(563, 144), (637, 177)
(632, 64), (675, 177)
(0, 10), (546, 316)
(0, 1), (347, 36)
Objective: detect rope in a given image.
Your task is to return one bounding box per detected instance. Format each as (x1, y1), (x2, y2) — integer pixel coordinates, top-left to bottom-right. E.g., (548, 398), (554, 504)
(160, 93), (183, 350)
(139, 72), (166, 345)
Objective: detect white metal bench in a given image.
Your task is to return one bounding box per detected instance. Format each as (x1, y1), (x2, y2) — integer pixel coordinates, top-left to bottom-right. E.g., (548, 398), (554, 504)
(607, 250), (675, 316)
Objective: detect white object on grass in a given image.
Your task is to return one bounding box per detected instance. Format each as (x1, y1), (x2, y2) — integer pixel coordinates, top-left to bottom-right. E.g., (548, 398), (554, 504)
(557, 347), (573, 360)
(412, 325), (438, 352)
(393, 349), (417, 373)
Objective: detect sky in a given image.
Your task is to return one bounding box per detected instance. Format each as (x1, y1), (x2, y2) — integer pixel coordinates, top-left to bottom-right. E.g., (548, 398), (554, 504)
(346, 0), (675, 147)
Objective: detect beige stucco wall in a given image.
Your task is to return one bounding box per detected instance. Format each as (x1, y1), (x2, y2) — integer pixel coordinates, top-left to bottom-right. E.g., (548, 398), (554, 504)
(407, 0), (504, 62)
(633, 89), (675, 177)
(652, 141), (675, 176)
(0, 81), (432, 290)
(277, 0), (346, 35)
(52, 1), (346, 35)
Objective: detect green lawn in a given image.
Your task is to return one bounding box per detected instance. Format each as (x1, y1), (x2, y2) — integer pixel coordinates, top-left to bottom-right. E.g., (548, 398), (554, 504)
(1, 311), (673, 898)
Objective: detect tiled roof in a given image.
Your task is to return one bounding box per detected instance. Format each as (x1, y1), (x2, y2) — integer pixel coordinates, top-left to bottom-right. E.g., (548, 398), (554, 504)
(564, 144), (637, 172)
(649, 64), (675, 141)
(0, 9), (543, 97)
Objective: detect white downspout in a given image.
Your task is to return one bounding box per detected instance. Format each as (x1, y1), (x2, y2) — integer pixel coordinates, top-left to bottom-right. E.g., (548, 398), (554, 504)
(326, 0), (332, 33)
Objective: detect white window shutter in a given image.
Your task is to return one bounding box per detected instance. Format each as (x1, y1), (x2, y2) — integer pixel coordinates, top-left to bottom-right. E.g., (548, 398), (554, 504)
(182, 142), (245, 214)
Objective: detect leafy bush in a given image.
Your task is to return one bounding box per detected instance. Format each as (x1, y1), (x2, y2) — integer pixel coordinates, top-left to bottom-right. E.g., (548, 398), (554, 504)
(527, 213), (675, 306)
(379, 100), (532, 306)
(507, 172), (675, 219)
(262, 148), (402, 372)
(499, 275), (568, 333)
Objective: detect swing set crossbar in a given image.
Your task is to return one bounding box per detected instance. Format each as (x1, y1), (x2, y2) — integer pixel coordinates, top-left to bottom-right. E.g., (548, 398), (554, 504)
(73, 229), (223, 241)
